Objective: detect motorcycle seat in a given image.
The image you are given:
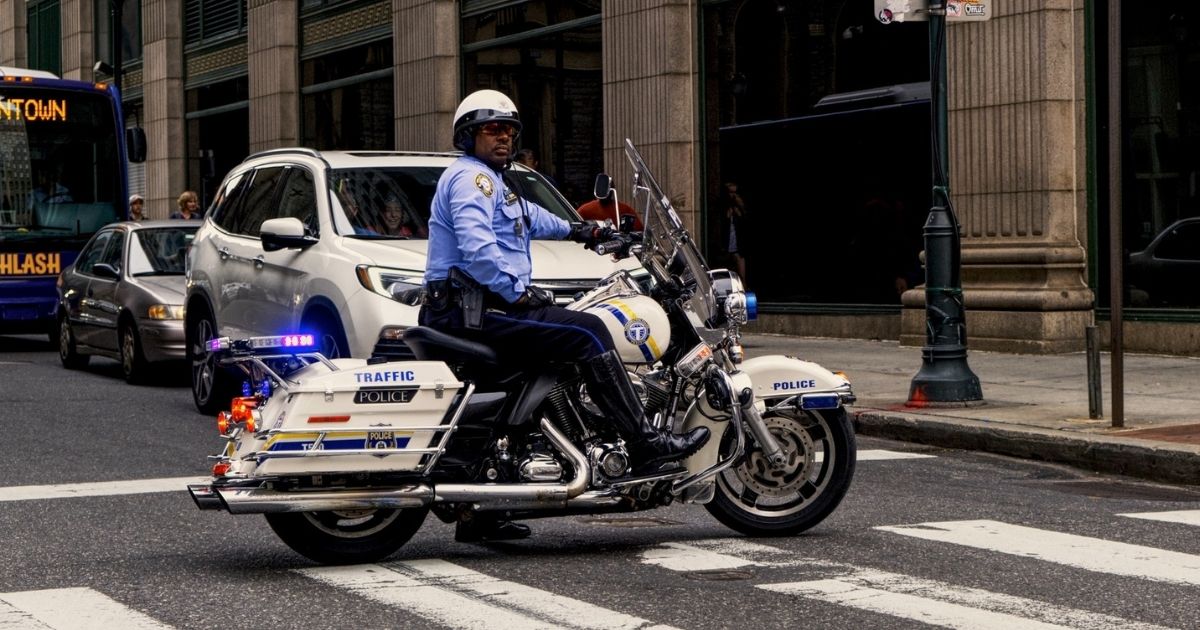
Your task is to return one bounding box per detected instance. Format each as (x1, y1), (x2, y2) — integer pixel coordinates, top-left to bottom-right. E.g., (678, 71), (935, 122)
(402, 326), (500, 368)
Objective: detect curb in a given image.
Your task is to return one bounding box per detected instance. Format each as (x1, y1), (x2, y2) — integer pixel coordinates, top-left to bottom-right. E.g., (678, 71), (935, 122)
(850, 407), (1200, 486)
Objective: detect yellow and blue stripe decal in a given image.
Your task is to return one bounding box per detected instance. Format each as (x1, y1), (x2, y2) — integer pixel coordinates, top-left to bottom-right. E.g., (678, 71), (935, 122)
(264, 431), (413, 452)
(598, 300), (661, 362)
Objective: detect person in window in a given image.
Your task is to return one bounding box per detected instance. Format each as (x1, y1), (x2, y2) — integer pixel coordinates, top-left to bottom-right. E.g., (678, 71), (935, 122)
(171, 190), (201, 219)
(29, 168), (73, 208)
(379, 191), (427, 238)
(421, 89), (709, 543)
(513, 148), (557, 187)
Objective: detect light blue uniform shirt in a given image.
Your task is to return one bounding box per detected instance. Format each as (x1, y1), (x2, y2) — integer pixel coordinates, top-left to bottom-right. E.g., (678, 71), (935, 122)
(425, 155), (570, 303)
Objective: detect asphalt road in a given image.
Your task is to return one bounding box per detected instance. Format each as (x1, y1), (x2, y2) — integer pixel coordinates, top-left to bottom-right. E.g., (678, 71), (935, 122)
(3, 334), (1200, 629)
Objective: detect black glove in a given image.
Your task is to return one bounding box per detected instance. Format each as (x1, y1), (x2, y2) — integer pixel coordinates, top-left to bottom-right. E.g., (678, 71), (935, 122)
(516, 286), (555, 309)
(568, 222), (614, 250)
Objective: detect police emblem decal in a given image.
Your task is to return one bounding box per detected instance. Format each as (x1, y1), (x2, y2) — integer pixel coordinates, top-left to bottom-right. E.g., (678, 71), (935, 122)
(475, 173), (494, 197)
(624, 319), (650, 345)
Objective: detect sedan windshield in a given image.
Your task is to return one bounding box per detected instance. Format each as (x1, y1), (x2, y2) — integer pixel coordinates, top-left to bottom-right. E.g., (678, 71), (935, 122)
(129, 226), (196, 276)
(329, 165), (577, 238)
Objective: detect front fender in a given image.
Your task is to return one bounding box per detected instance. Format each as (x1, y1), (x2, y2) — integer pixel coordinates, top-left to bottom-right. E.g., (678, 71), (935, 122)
(739, 354), (853, 402)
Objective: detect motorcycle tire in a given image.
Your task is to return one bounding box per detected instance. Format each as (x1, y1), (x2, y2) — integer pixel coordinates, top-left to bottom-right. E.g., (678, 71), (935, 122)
(265, 507), (429, 565)
(705, 407), (856, 537)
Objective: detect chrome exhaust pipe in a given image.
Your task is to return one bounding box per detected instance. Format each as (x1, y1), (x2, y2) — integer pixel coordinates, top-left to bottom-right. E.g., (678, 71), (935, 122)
(216, 483), (434, 514)
(436, 418), (590, 511)
(192, 419), (592, 515)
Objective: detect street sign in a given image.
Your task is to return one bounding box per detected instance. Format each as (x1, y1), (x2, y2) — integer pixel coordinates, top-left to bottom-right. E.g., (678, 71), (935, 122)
(875, 0), (992, 23)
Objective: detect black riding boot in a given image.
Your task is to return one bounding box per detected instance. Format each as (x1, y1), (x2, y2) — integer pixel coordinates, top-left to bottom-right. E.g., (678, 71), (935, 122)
(581, 350), (710, 474)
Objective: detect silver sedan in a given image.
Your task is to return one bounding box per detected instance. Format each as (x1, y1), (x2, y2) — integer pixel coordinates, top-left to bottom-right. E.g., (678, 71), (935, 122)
(56, 220), (200, 383)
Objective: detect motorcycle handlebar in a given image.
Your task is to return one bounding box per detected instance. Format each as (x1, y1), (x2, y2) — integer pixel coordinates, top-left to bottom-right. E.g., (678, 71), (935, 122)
(594, 238), (626, 256)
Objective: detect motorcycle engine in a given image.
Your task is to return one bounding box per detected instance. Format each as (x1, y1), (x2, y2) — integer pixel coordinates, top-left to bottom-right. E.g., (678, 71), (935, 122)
(517, 452), (564, 482)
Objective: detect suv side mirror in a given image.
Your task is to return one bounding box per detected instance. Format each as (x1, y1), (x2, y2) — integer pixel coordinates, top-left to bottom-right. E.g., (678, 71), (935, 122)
(261, 217), (317, 252)
(125, 128), (147, 163)
(593, 173), (612, 201)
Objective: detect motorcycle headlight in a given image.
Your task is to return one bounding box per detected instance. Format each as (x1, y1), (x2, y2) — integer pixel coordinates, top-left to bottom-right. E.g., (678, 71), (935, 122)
(356, 265), (424, 305)
(724, 291), (749, 325)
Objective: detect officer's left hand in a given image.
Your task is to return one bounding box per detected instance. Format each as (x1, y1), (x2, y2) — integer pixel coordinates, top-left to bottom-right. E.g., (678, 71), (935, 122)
(568, 222), (615, 250)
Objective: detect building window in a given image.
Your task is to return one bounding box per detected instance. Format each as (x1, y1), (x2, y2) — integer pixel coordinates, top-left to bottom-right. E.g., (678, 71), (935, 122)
(186, 77), (250, 208)
(27, 1), (62, 76)
(462, 1), (603, 208)
(300, 41), (394, 150)
(184, 0), (248, 45)
(701, 0), (929, 307)
(94, 0), (143, 66)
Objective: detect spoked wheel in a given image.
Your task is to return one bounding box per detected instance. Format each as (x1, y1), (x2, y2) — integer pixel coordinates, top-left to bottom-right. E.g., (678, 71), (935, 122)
(120, 320), (148, 384)
(265, 507), (428, 565)
(187, 305), (236, 414)
(706, 407), (856, 536)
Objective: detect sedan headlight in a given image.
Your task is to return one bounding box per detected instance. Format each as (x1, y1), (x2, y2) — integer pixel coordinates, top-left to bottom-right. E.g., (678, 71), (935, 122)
(356, 265), (424, 305)
(147, 304), (185, 320)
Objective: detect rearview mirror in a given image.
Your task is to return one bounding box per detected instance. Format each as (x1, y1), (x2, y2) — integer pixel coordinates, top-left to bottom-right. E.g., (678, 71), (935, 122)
(593, 173), (612, 201)
(125, 128), (147, 163)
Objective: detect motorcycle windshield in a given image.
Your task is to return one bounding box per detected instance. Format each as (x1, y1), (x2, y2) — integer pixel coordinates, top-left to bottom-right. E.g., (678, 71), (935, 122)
(623, 139), (717, 325)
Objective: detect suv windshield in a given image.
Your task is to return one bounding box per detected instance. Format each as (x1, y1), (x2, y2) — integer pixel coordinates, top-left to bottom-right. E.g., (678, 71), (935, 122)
(329, 165), (577, 238)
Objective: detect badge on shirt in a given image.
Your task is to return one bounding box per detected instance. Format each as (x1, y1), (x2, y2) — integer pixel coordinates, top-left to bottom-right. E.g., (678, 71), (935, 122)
(475, 173), (494, 198)
(504, 190), (518, 206)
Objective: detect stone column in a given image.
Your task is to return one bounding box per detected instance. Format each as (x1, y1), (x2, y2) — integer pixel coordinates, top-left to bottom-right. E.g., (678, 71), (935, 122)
(0, 0), (28, 67)
(248, 0), (299, 152)
(900, 0), (1093, 353)
(602, 1), (701, 234)
(60, 0), (96, 81)
(393, 0), (459, 151)
(142, 0), (186, 219)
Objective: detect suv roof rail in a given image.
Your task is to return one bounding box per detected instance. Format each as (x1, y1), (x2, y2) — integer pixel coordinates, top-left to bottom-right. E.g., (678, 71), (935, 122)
(244, 147), (324, 162)
(343, 150), (462, 158)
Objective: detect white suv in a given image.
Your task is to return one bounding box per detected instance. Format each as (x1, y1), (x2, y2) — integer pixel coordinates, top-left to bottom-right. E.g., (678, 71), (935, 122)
(186, 148), (637, 413)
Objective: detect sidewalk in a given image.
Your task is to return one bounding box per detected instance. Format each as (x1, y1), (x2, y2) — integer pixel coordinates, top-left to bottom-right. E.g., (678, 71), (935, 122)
(741, 333), (1200, 486)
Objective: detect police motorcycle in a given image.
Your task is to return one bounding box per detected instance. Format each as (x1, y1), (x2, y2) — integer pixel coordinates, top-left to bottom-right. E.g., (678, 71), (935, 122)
(188, 140), (856, 564)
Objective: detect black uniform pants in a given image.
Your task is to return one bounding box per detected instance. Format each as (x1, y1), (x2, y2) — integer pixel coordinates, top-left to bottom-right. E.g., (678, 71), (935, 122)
(418, 302), (616, 366)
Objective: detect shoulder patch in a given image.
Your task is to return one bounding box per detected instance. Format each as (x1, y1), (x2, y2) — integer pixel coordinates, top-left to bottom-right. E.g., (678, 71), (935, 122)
(475, 173), (495, 198)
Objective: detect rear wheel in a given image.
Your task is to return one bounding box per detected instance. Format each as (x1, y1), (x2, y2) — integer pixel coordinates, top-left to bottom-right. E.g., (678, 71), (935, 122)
(265, 507), (428, 565)
(187, 304), (237, 414)
(119, 319), (148, 384)
(706, 407), (856, 536)
(57, 314), (89, 370)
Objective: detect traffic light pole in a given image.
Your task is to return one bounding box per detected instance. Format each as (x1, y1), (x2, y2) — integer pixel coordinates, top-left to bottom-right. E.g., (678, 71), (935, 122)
(907, 1), (983, 405)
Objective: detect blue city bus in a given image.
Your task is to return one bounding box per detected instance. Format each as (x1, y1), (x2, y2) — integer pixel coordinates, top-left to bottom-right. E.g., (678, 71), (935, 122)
(0, 67), (144, 340)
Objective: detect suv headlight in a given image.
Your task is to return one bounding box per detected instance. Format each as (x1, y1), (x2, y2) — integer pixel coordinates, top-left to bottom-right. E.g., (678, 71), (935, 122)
(356, 265), (424, 305)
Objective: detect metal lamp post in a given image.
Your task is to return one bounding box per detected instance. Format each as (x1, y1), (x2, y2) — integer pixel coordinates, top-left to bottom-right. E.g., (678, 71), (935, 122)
(906, 0), (983, 404)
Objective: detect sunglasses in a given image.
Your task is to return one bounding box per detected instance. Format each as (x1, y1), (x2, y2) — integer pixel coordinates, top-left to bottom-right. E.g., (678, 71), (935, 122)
(478, 122), (517, 137)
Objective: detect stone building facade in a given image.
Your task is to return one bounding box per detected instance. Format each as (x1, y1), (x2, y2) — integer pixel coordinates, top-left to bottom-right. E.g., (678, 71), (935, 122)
(4, 0), (1196, 354)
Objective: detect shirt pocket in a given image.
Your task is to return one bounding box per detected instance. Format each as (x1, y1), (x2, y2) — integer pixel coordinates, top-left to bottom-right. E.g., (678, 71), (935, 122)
(493, 201), (526, 252)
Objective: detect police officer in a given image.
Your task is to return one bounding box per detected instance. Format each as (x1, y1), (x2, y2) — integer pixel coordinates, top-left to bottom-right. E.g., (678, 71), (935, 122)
(422, 90), (710, 542)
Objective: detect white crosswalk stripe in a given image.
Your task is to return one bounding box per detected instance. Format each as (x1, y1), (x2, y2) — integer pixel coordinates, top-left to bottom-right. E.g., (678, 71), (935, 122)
(0, 477), (207, 502)
(1118, 509), (1200, 527)
(640, 537), (1174, 629)
(758, 570), (1174, 630)
(0, 588), (173, 629)
(298, 560), (677, 630)
(877, 519), (1200, 587)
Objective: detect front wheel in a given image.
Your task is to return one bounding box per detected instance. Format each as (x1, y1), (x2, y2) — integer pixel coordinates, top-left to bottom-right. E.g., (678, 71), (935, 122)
(265, 507), (428, 565)
(187, 304), (237, 414)
(706, 407), (856, 536)
(58, 314), (89, 370)
(120, 320), (148, 384)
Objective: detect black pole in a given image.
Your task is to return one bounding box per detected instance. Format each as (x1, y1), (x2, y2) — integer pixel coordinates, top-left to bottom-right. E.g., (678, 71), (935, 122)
(110, 0), (124, 92)
(908, 1), (983, 405)
(1107, 0), (1124, 428)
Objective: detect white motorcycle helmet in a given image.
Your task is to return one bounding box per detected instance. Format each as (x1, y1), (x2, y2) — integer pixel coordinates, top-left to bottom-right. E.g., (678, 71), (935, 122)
(453, 89), (522, 151)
